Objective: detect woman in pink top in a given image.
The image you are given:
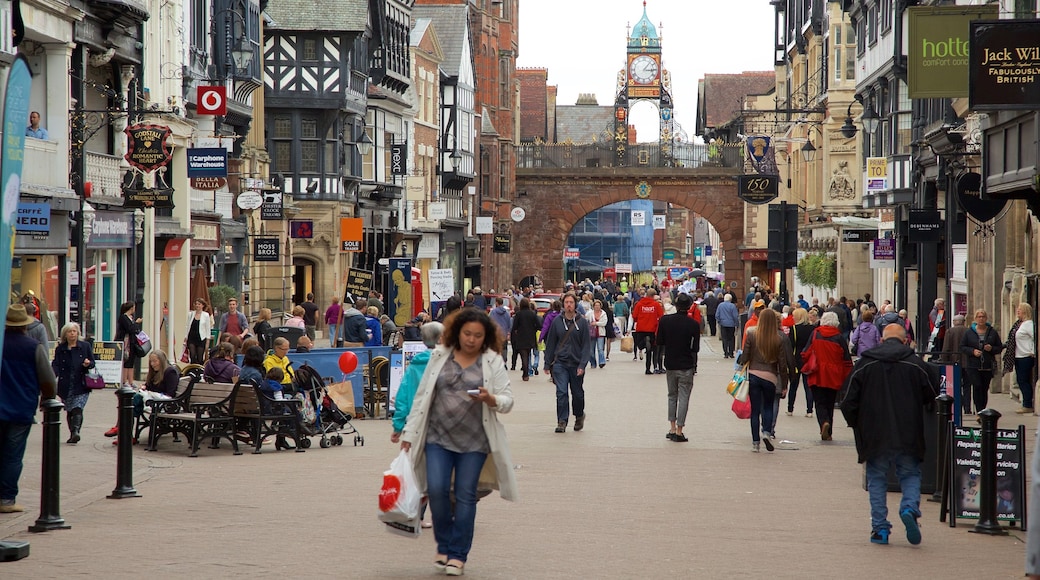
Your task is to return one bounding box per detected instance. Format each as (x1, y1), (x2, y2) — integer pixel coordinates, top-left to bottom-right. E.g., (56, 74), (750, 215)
(325, 297), (342, 347)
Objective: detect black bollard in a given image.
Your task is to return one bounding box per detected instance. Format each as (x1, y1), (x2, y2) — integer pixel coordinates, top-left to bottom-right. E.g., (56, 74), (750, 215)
(972, 408), (1007, 535)
(27, 398), (70, 533)
(108, 385), (141, 499)
(930, 393), (954, 503)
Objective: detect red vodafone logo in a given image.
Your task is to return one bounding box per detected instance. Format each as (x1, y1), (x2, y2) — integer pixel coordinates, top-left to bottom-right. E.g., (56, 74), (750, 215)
(197, 86), (226, 115)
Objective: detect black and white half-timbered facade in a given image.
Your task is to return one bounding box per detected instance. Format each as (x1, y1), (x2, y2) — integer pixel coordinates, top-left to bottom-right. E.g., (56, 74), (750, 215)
(263, 1), (374, 305)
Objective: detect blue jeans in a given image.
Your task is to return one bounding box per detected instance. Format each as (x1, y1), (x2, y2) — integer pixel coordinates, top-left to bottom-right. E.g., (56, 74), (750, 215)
(591, 337), (605, 367)
(747, 374), (776, 442)
(0, 421), (32, 502)
(864, 451), (921, 532)
(326, 323), (338, 347)
(530, 349), (540, 372)
(1016, 357), (1035, 409)
(425, 443), (487, 563)
(552, 362), (586, 423)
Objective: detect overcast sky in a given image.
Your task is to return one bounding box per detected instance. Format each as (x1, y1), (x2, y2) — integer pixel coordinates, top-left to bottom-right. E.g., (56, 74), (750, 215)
(516, 0), (776, 141)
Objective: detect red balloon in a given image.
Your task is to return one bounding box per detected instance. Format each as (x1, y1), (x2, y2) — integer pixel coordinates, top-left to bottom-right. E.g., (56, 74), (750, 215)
(338, 351), (358, 374)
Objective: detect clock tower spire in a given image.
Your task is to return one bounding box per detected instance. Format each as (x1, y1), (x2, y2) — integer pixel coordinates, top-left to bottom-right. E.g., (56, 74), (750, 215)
(614, 1), (674, 166)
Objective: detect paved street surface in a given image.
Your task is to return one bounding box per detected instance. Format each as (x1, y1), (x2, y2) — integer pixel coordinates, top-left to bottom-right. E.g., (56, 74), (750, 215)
(1, 336), (1032, 578)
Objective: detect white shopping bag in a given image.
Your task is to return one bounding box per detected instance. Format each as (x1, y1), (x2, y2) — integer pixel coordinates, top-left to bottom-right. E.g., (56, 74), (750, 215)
(377, 450), (422, 537)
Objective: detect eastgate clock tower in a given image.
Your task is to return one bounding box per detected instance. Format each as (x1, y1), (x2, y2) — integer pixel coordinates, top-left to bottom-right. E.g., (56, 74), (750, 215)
(614, 1), (674, 166)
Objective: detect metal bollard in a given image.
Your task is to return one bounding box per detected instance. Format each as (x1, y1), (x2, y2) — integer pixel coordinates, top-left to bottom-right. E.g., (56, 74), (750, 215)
(108, 386), (141, 499)
(28, 398), (70, 533)
(972, 408), (1007, 535)
(930, 393), (954, 503)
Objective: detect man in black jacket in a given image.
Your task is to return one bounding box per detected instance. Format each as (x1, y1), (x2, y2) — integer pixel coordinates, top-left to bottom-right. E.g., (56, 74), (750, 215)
(656, 293), (700, 442)
(841, 323), (941, 546)
(702, 291), (719, 337)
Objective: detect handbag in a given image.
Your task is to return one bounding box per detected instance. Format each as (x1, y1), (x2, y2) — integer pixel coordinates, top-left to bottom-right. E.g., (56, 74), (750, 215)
(731, 397), (751, 419)
(180, 346), (190, 364)
(133, 330), (152, 357)
(620, 335), (634, 353)
(800, 343), (818, 375)
(84, 368), (106, 390)
(726, 363), (749, 400)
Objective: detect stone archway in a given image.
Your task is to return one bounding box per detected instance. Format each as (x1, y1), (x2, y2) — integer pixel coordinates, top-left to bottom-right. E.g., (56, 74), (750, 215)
(512, 166), (745, 296)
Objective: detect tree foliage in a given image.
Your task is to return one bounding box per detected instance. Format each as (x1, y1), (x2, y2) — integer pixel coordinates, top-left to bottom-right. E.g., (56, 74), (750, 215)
(796, 253), (837, 291)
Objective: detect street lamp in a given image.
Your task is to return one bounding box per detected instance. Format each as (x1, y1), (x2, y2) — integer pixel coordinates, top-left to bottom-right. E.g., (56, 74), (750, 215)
(840, 99), (881, 138)
(800, 137), (817, 163)
(356, 131), (373, 156)
(449, 149), (462, 171)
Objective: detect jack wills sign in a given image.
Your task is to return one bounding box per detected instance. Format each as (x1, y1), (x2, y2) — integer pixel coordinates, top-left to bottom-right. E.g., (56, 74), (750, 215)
(970, 19), (1040, 109)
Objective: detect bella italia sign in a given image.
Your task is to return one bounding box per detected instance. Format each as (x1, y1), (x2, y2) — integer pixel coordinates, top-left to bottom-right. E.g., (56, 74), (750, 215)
(907, 4), (997, 99)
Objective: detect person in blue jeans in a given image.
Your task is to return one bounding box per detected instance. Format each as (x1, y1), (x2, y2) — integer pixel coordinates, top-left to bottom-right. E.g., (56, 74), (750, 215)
(543, 293), (593, 433)
(841, 323), (941, 545)
(0, 304), (57, 513)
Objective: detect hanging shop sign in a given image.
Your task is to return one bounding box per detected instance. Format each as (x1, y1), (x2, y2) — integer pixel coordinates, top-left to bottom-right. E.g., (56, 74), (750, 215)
(390, 142), (407, 175)
(253, 238), (279, 262)
(493, 234), (511, 253)
(124, 124), (173, 172)
(737, 174), (779, 204)
(969, 19), (1040, 109)
(15, 203), (50, 233)
(907, 5), (997, 99)
(191, 177), (227, 190)
(186, 148), (228, 178)
(344, 268), (374, 300)
(290, 220), (314, 239)
(261, 190), (283, 220)
(909, 209), (944, 243)
(340, 217), (363, 252)
(841, 229), (878, 243)
(956, 171), (1007, 222)
(87, 211), (133, 249)
(123, 187), (174, 209)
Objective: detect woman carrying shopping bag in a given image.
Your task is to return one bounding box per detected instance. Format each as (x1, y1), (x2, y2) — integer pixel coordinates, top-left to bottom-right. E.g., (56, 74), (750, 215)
(400, 308), (517, 577)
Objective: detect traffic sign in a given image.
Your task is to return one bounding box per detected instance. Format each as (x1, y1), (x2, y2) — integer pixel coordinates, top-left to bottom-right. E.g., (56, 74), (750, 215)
(197, 86), (226, 115)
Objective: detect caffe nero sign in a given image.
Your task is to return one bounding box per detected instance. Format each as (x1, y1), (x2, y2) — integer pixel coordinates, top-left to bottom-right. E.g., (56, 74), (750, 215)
(969, 19), (1040, 110)
(956, 171), (1007, 222)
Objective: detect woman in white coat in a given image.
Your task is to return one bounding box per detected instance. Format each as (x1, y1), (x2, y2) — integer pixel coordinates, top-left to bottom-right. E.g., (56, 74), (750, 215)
(184, 298), (213, 364)
(401, 307), (517, 577)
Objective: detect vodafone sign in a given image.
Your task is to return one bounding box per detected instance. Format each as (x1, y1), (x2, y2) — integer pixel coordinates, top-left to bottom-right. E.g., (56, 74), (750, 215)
(197, 86), (226, 115)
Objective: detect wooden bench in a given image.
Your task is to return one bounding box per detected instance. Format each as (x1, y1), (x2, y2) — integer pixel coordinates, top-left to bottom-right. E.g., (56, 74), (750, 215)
(231, 381), (305, 454)
(133, 374), (197, 444)
(146, 381), (241, 457)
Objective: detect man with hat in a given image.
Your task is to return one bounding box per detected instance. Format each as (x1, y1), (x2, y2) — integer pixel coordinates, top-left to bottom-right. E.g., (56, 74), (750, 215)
(0, 304), (57, 513)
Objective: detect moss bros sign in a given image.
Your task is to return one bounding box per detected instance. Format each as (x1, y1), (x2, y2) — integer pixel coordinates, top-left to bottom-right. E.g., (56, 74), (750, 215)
(969, 19), (1040, 110)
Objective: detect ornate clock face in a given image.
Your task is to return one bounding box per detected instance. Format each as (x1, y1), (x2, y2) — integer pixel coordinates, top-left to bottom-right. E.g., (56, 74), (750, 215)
(630, 55), (658, 84)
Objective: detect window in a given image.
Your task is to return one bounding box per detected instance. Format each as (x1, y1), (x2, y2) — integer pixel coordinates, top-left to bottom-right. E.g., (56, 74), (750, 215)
(845, 24), (856, 80)
(867, 6), (877, 46)
(191, 0), (208, 53)
(833, 25), (842, 82)
(272, 116), (292, 173)
(1015, 0), (1037, 18)
(302, 38), (317, 62)
(300, 119), (318, 173)
(856, 18), (865, 56)
(880, 0), (892, 35)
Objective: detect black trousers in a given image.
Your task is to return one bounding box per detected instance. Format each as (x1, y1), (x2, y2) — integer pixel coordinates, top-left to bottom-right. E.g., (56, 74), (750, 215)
(720, 326), (736, 356)
(633, 332), (657, 372)
(962, 368), (992, 413)
(707, 315), (717, 336)
(810, 386), (838, 431)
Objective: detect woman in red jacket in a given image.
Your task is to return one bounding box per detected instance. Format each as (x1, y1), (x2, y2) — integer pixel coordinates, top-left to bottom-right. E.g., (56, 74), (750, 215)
(802, 311), (853, 441)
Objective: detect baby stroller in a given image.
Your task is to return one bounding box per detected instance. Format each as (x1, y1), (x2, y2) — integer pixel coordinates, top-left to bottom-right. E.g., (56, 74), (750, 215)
(292, 364), (364, 448)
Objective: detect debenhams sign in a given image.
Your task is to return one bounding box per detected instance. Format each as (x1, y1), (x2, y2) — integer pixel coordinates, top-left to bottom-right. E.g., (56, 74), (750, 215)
(970, 19), (1040, 110)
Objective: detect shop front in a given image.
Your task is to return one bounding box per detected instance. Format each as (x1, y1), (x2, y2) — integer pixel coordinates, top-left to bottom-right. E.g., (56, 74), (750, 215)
(15, 204), (73, 341)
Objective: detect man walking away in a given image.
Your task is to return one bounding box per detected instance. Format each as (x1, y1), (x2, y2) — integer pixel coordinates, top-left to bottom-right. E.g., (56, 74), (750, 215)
(703, 290), (719, 337)
(543, 293), (592, 433)
(657, 294), (700, 442)
(301, 293), (319, 342)
(840, 323), (941, 546)
(490, 297), (513, 364)
(716, 293), (740, 358)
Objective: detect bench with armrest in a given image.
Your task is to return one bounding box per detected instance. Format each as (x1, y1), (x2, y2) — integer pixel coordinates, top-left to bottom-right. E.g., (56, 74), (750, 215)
(134, 374), (197, 444)
(146, 381), (241, 457)
(232, 381), (305, 454)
